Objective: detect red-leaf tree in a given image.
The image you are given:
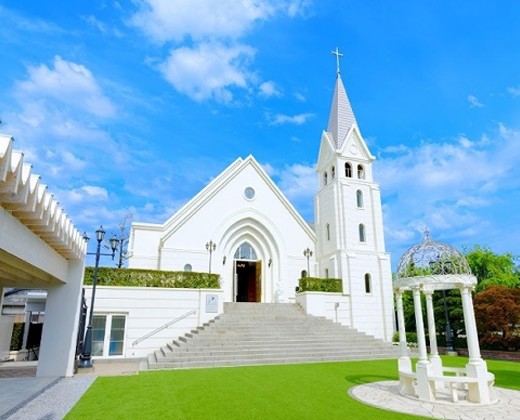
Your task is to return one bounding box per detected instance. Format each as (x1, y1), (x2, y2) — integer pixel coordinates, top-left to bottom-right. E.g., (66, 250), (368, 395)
(473, 286), (520, 350)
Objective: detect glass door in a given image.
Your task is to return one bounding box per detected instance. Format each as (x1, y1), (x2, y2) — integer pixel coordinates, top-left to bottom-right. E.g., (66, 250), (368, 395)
(92, 314), (126, 357)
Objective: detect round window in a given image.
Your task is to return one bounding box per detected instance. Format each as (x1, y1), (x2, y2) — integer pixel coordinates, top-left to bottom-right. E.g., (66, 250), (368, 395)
(244, 187), (255, 200)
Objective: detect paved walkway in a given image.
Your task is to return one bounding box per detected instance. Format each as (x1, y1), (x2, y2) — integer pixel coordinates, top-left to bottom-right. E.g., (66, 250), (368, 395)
(0, 360), (140, 420)
(350, 380), (520, 419)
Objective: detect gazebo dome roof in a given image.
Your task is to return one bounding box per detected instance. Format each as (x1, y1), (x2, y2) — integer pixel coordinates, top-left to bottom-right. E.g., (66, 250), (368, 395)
(396, 230), (473, 281)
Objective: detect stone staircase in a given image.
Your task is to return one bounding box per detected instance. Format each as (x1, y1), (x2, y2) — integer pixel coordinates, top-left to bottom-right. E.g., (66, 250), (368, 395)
(147, 302), (398, 370)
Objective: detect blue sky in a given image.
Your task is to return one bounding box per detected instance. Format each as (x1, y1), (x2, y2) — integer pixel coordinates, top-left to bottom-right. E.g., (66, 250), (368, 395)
(1, 1), (520, 269)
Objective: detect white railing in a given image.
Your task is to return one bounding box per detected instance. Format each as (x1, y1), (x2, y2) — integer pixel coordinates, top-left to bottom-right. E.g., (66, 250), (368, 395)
(132, 309), (197, 346)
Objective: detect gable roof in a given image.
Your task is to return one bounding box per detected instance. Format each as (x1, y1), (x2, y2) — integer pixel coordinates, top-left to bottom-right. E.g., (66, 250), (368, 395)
(135, 155), (315, 242)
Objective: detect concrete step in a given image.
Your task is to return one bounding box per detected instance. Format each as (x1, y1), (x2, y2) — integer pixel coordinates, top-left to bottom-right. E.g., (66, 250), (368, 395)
(150, 353), (395, 370)
(147, 303), (398, 370)
(161, 342), (394, 356)
(157, 347), (396, 362)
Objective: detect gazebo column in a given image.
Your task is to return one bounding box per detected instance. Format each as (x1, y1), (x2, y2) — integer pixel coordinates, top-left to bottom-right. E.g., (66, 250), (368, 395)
(395, 289), (413, 395)
(412, 286), (433, 401)
(460, 285), (492, 403)
(396, 289), (411, 361)
(424, 290), (442, 378)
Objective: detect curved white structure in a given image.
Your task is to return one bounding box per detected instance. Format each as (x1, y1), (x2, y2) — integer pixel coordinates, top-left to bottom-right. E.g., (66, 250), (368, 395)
(0, 133), (85, 377)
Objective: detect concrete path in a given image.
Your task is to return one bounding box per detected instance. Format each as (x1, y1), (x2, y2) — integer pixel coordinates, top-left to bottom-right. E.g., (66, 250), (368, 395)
(0, 360), (140, 420)
(350, 380), (520, 419)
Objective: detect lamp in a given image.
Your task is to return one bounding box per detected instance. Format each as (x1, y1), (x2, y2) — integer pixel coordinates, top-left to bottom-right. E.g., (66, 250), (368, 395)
(206, 240), (216, 274)
(303, 247), (313, 276)
(78, 226), (119, 369)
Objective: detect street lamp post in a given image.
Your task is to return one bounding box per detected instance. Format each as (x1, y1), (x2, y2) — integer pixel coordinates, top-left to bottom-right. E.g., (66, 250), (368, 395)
(78, 226), (119, 369)
(443, 289), (455, 353)
(429, 258), (456, 354)
(206, 240), (216, 274)
(303, 247), (313, 276)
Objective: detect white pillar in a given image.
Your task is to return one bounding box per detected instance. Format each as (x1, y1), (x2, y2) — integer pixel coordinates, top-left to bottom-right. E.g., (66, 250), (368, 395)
(396, 289), (413, 395)
(424, 290), (442, 378)
(460, 285), (493, 403)
(37, 259), (85, 377)
(395, 289), (408, 357)
(412, 287), (428, 362)
(460, 286), (481, 362)
(412, 286), (433, 401)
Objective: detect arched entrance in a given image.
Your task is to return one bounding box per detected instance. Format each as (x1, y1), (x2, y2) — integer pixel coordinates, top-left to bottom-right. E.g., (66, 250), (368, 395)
(233, 242), (261, 302)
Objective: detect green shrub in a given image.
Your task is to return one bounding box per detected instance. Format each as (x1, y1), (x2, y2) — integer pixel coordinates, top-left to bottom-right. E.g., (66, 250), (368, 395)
(10, 322), (24, 351)
(84, 267), (220, 289)
(391, 331), (418, 344)
(298, 277), (342, 293)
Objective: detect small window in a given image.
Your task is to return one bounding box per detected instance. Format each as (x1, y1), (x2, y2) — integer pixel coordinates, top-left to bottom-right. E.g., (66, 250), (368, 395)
(244, 187), (255, 199)
(184, 264), (192, 272)
(357, 164), (365, 180)
(356, 190), (364, 208)
(359, 224), (366, 243)
(364, 273), (371, 293)
(325, 268), (329, 278)
(331, 166), (336, 178)
(301, 270), (307, 278)
(323, 171), (328, 186)
(345, 162), (352, 178)
(326, 223), (330, 241)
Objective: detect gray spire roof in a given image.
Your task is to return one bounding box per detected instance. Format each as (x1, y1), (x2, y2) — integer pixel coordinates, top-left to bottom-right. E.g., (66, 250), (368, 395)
(326, 74), (357, 149)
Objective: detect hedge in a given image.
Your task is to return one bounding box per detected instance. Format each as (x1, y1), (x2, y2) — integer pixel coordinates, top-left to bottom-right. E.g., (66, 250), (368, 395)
(84, 267), (220, 289)
(298, 277), (342, 293)
(10, 322), (24, 351)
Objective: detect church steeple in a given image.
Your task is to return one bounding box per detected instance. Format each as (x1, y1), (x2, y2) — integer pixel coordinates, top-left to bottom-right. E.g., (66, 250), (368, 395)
(326, 48), (358, 150)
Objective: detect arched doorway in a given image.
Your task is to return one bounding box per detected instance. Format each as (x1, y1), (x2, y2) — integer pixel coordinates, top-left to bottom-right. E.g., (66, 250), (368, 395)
(234, 242), (261, 302)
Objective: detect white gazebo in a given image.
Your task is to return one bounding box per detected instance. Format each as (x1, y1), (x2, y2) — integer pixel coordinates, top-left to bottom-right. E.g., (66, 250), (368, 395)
(393, 231), (496, 404)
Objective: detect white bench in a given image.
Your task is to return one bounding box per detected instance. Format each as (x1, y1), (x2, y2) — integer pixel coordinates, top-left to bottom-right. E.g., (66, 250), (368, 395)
(427, 374), (477, 402)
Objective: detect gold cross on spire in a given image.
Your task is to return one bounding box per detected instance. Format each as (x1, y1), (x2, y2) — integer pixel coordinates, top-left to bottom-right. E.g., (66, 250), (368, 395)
(331, 47), (343, 75)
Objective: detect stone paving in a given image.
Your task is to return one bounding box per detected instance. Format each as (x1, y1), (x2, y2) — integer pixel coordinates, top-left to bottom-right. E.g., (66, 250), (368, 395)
(0, 360), (139, 420)
(350, 380), (520, 419)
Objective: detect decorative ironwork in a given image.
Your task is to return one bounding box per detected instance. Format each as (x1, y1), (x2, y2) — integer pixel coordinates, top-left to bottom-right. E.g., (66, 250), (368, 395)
(396, 229), (472, 279)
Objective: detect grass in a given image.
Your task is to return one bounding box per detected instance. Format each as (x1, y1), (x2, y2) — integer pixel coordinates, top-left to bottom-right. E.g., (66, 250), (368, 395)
(66, 357), (520, 419)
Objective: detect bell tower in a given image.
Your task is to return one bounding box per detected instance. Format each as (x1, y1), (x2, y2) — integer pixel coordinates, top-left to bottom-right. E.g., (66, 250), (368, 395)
(314, 48), (394, 340)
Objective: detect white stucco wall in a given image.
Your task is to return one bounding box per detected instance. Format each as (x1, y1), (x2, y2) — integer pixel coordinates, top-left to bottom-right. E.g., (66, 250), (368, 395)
(128, 157), (316, 304)
(84, 286), (224, 359)
(296, 292), (351, 326)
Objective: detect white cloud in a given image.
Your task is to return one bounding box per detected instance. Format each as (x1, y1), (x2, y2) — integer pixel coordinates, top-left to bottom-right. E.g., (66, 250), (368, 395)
(377, 124), (520, 249)
(261, 162), (278, 176)
(276, 163), (316, 201)
(268, 112), (314, 125)
(15, 56), (116, 118)
(467, 94), (483, 108)
(259, 81), (282, 98)
(130, 0), (275, 43)
(130, 1), (312, 102)
(293, 92), (306, 102)
(160, 42), (254, 102)
(61, 151), (87, 170)
(66, 185), (109, 203)
(508, 86), (520, 97)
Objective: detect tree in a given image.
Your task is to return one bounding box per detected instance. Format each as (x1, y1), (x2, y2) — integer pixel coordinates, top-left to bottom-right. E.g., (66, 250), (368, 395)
(105, 214), (132, 268)
(464, 245), (520, 291)
(473, 286), (520, 350)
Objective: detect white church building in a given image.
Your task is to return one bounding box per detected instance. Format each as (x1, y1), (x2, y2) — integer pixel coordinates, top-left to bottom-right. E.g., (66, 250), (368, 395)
(123, 66), (394, 352)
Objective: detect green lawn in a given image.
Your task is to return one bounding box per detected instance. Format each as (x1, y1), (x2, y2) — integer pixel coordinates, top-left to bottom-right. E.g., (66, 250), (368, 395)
(66, 358), (520, 419)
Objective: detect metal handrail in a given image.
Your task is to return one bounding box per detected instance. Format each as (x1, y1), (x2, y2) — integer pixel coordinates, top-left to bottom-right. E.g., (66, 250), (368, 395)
(132, 309), (197, 346)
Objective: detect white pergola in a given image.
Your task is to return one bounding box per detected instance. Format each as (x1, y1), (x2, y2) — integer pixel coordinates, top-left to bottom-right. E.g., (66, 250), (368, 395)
(393, 231), (495, 404)
(0, 133), (86, 377)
